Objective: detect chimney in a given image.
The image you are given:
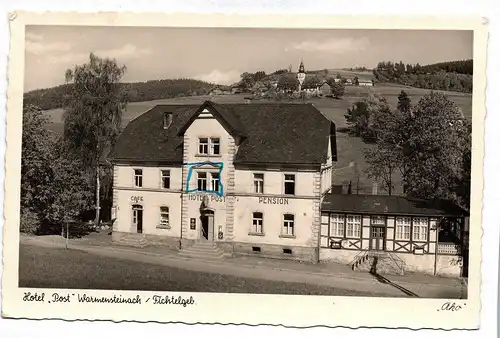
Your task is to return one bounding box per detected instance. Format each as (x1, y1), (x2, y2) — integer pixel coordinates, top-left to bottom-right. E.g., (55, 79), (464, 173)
(372, 182), (378, 195)
(163, 112), (173, 129)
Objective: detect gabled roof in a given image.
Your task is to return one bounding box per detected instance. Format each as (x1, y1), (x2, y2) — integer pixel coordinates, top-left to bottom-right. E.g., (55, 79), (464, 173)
(177, 101), (247, 138)
(109, 101), (336, 166)
(321, 193), (468, 217)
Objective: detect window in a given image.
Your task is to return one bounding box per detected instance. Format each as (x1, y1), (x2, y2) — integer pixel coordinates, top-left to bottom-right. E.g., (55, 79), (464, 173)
(371, 216), (386, 226)
(163, 112), (173, 129)
(253, 173), (264, 193)
(134, 169), (143, 187)
(346, 215), (362, 238)
(198, 137), (221, 155)
(413, 217), (429, 241)
(252, 212), (263, 234)
(211, 172), (220, 192)
(284, 174), (295, 195)
(161, 170), (170, 189)
(159, 207), (170, 228)
(395, 217), (411, 240)
(198, 138), (209, 154)
(283, 214), (295, 236)
(330, 214), (345, 237)
(210, 138), (220, 155)
(197, 172), (207, 191)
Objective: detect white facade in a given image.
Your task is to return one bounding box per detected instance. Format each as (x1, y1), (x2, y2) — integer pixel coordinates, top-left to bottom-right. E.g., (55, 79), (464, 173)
(112, 105), (334, 261)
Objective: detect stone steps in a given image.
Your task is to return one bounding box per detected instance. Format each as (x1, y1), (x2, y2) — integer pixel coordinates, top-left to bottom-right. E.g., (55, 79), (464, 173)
(115, 234), (149, 248)
(178, 241), (227, 260)
(352, 252), (405, 276)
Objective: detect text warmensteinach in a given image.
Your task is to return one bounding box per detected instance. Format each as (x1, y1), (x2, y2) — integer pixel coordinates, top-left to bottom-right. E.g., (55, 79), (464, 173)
(78, 294), (142, 304)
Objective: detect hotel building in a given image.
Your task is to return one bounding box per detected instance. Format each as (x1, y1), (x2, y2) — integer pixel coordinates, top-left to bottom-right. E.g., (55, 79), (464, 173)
(108, 100), (468, 277)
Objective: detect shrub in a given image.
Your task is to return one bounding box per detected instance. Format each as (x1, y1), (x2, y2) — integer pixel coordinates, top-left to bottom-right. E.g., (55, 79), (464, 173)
(20, 209), (41, 235)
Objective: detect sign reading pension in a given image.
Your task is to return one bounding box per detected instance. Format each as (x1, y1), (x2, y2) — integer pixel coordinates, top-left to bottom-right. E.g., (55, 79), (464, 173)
(258, 197), (289, 205)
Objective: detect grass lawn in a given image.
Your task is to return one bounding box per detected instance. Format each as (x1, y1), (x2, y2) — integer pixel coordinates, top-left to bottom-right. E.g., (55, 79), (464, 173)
(42, 84), (472, 195)
(19, 244), (378, 296)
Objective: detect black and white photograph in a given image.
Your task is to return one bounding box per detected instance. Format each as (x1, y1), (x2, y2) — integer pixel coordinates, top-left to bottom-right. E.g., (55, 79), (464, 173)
(1, 12), (487, 329)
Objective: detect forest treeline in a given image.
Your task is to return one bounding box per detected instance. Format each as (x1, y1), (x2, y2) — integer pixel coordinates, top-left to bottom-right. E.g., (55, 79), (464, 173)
(23, 78), (215, 110)
(373, 59), (473, 93)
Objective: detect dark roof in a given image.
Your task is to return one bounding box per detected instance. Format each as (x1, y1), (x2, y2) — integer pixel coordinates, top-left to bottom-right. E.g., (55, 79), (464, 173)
(108, 104), (199, 163)
(321, 194), (468, 217)
(109, 101), (336, 165)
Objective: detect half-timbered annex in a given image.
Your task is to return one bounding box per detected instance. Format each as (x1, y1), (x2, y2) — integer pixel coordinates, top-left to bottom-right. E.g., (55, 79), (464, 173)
(320, 193), (469, 277)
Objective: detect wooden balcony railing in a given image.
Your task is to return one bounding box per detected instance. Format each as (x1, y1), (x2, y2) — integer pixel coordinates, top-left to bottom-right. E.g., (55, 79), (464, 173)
(438, 243), (461, 255)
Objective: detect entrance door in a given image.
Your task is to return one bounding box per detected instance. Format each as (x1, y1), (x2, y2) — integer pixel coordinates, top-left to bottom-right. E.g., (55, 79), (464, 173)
(200, 211), (214, 241)
(132, 205), (143, 234)
(370, 226), (385, 251)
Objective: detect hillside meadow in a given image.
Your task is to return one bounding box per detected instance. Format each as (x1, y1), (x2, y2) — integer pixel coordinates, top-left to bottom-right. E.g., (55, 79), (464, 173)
(42, 84), (472, 195)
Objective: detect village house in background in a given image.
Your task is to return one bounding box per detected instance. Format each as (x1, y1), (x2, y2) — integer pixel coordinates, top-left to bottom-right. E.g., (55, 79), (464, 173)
(108, 99), (469, 278)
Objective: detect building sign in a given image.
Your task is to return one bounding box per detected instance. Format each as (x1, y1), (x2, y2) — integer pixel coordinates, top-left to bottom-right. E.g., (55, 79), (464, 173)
(188, 194), (226, 203)
(330, 240), (342, 249)
(190, 218), (196, 230)
(131, 196), (143, 203)
(258, 197), (289, 205)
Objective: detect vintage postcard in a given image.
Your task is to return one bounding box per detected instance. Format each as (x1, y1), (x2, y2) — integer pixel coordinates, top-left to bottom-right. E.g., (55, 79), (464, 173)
(1, 12), (487, 329)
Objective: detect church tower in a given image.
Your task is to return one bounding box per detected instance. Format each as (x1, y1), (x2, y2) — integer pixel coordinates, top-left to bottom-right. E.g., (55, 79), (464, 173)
(297, 60), (306, 92)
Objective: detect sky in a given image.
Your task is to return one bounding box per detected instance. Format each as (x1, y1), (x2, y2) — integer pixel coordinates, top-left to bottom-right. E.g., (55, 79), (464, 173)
(24, 26), (473, 92)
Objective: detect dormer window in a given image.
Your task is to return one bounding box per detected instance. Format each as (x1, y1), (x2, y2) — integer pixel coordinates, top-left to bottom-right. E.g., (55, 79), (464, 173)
(211, 138), (220, 155)
(163, 112), (173, 129)
(198, 137), (221, 156)
(199, 138), (209, 154)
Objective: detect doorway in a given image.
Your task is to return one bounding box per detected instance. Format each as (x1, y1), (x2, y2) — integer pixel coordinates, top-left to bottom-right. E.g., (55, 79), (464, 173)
(132, 205), (143, 234)
(200, 210), (214, 241)
(370, 226), (385, 251)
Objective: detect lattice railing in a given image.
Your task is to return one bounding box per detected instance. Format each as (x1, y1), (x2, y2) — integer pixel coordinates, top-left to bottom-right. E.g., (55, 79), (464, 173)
(438, 243), (461, 255)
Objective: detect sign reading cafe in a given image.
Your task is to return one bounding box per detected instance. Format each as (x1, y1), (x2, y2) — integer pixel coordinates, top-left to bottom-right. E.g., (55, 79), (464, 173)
(131, 196), (143, 203)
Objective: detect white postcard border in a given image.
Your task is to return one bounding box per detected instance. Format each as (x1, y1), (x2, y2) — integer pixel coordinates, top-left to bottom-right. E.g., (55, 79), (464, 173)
(1, 12), (487, 329)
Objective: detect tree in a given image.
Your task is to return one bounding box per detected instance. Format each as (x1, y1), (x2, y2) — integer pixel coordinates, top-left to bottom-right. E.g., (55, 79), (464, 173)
(397, 90), (411, 113)
(353, 76), (359, 86)
(363, 91), (471, 209)
(20, 105), (56, 233)
(240, 72), (255, 89)
(254, 71), (266, 82)
(400, 93), (471, 208)
(344, 92), (391, 142)
(277, 73), (298, 92)
(303, 75), (321, 90)
(364, 146), (397, 195)
(63, 53), (128, 227)
(330, 82), (345, 99)
(46, 142), (94, 236)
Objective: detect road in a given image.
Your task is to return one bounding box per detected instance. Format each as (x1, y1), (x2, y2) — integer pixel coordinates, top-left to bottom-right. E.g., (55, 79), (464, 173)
(19, 244), (381, 296)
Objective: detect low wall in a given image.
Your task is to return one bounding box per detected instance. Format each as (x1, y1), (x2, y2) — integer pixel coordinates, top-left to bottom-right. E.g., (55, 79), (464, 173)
(230, 241), (319, 263)
(112, 231), (194, 250)
(320, 248), (463, 277)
